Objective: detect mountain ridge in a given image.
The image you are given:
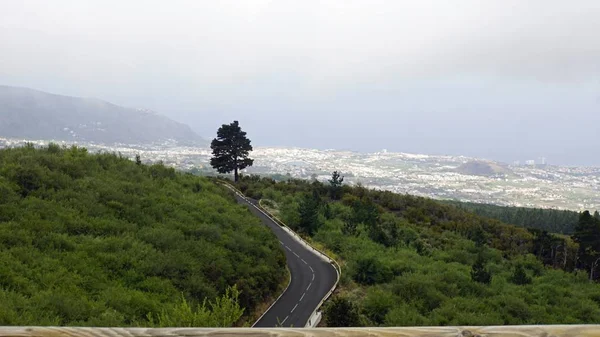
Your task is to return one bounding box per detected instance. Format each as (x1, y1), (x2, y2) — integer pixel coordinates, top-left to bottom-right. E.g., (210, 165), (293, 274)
(0, 85), (206, 146)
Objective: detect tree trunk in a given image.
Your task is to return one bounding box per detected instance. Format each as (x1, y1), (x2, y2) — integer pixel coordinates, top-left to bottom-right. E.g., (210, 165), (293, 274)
(234, 156), (238, 182)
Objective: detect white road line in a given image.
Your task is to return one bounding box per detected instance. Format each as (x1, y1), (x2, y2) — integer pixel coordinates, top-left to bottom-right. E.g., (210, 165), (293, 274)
(279, 240), (284, 244)
(307, 283), (312, 291)
(286, 246), (292, 251)
(281, 316), (289, 324)
(309, 266), (314, 272)
(301, 259), (307, 264)
(293, 252), (300, 258)
(291, 304), (298, 313)
(312, 273), (315, 281)
(300, 293), (306, 302)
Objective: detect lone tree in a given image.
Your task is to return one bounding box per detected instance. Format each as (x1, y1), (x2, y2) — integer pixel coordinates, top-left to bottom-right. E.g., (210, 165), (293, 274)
(328, 171), (344, 200)
(210, 121), (253, 182)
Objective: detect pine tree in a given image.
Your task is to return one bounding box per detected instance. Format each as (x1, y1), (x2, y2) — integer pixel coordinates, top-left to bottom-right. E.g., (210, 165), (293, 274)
(328, 171), (344, 200)
(298, 189), (321, 236)
(510, 264), (532, 285)
(352, 197), (380, 227)
(471, 253), (492, 284)
(210, 121), (253, 182)
(572, 211), (600, 280)
(470, 226), (487, 247)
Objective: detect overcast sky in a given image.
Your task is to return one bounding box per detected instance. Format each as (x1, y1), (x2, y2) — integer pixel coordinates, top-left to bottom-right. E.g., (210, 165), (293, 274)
(1, 0), (599, 165)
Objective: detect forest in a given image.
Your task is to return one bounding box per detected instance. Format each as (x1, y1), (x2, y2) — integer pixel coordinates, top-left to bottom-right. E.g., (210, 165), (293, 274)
(444, 200), (581, 234)
(0, 144), (286, 326)
(237, 174), (600, 326)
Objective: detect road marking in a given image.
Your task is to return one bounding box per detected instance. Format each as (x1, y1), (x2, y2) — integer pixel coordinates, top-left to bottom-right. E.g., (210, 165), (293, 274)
(307, 283), (312, 291)
(291, 304), (298, 313)
(293, 252), (299, 258)
(300, 293), (305, 301)
(301, 259), (307, 264)
(309, 266), (314, 272)
(279, 240), (284, 244)
(286, 246), (292, 251)
(312, 273), (315, 281)
(281, 316), (289, 325)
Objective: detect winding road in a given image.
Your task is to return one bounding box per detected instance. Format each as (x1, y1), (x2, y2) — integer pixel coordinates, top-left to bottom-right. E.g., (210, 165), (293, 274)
(227, 187), (338, 328)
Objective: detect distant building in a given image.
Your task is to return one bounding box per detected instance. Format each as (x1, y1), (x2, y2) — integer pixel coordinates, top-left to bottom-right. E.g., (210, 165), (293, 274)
(525, 160), (535, 166)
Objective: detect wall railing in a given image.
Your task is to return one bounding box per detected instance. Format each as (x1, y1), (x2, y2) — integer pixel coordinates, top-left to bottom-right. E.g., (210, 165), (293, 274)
(1, 325), (598, 337)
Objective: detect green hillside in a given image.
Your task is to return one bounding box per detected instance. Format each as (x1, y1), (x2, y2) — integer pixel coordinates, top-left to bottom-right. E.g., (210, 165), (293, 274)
(443, 200), (580, 234)
(0, 144), (286, 326)
(239, 176), (600, 326)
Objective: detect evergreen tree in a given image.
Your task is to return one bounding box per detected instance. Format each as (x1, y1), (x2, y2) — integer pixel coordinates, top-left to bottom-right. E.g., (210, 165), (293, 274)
(135, 154), (142, 165)
(573, 211), (600, 280)
(352, 197), (380, 227)
(471, 254), (492, 284)
(470, 226), (487, 247)
(328, 171), (344, 200)
(210, 121), (253, 182)
(510, 264), (532, 285)
(298, 189), (321, 235)
(323, 203), (333, 219)
(529, 228), (556, 265)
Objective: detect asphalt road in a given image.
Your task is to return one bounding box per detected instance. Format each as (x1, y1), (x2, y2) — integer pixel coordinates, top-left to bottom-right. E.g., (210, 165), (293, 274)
(231, 192), (338, 328)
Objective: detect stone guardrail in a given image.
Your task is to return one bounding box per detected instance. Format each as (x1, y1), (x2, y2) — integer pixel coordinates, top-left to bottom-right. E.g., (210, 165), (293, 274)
(1, 326), (598, 337)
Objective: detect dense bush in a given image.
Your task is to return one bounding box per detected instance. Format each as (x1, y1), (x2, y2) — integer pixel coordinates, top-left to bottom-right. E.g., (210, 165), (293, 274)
(0, 145), (286, 326)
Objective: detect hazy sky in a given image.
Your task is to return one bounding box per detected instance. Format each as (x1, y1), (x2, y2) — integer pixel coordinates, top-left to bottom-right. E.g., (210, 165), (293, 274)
(1, 0), (600, 165)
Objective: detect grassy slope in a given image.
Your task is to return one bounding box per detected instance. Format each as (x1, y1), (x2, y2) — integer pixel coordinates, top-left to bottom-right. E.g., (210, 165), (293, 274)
(0, 145), (286, 326)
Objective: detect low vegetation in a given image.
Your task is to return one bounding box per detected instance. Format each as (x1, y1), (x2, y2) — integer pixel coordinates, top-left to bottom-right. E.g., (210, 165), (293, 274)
(0, 144), (286, 326)
(238, 174), (600, 326)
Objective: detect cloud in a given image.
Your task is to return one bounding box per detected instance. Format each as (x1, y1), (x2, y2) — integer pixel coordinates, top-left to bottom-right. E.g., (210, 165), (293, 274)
(2, 0), (599, 89)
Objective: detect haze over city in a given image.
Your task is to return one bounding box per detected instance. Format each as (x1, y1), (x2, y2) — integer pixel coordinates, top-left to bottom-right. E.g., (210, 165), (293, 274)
(1, 0), (600, 165)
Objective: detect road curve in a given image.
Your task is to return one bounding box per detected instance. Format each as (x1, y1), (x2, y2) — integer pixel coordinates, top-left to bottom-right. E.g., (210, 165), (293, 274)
(228, 188), (338, 327)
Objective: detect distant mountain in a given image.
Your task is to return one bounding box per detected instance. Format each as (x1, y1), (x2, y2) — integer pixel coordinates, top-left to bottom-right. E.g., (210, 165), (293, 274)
(456, 160), (511, 176)
(0, 85), (206, 145)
